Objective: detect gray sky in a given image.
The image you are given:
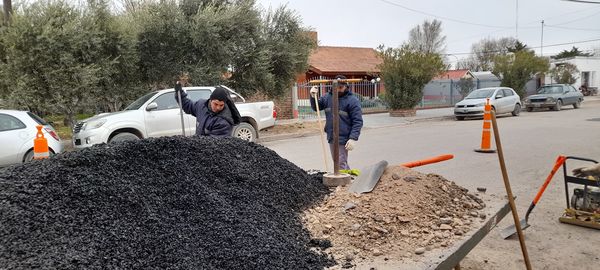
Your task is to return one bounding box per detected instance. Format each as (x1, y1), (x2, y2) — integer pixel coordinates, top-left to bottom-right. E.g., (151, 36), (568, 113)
(255, 0), (600, 62)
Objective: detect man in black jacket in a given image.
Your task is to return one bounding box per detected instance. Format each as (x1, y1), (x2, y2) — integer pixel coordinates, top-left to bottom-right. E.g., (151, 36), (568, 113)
(174, 83), (241, 137)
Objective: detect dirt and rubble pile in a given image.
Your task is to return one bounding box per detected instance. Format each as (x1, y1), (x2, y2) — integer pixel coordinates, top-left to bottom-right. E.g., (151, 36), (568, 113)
(0, 136), (335, 269)
(303, 166), (487, 265)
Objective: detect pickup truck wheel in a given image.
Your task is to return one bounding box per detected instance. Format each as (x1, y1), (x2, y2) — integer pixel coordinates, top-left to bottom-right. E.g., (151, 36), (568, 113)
(109, 132), (140, 143)
(233, 122), (257, 142)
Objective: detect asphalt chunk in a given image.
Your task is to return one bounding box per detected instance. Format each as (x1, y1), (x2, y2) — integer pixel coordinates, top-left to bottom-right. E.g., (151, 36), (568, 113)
(0, 136), (334, 269)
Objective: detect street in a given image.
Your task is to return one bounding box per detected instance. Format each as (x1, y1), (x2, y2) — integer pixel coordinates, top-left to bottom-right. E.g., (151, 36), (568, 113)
(263, 98), (600, 269)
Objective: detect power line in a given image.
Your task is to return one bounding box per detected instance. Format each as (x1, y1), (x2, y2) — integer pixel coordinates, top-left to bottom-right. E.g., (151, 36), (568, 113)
(549, 8), (600, 25)
(443, 37), (600, 56)
(562, 0), (600, 4)
(446, 7), (598, 44)
(545, 25), (600, 31)
(377, 0), (512, 29)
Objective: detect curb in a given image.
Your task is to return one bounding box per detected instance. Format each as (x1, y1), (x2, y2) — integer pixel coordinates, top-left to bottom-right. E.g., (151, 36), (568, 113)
(258, 114), (454, 143)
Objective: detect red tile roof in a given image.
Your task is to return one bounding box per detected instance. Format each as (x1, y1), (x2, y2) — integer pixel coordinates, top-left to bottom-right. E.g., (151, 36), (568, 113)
(434, 69), (473, 80)
(308, 46), (381, 74)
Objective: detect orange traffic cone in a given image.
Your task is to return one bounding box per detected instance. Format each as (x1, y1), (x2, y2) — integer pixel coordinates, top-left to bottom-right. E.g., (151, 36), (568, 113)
(475, 99), (496, 153)
(34, 125), (50, 159)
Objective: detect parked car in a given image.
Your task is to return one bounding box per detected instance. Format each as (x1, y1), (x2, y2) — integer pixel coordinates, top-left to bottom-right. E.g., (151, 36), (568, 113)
(454, 87), (521, 120)
(0, 110), (63, 167)
(524, 84), (584, 112)
(72, 86), (275, 149)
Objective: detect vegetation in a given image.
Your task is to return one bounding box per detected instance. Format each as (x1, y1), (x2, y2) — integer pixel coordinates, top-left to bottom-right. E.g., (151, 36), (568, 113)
(0, 0), (313, 126)
(378, 45), (446, 110)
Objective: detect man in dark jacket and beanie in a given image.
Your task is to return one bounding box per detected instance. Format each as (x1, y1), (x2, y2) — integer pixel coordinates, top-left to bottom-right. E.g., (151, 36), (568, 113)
(310, 75), (363, 170)
(175, 83), (241, 137)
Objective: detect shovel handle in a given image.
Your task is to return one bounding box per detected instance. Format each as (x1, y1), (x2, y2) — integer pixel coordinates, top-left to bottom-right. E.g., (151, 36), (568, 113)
(400, 154), (454, 168)
(526, 155), (566, 219)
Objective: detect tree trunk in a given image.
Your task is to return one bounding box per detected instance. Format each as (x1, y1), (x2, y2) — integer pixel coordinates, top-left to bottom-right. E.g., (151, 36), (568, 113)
(3, 0), (12, 25)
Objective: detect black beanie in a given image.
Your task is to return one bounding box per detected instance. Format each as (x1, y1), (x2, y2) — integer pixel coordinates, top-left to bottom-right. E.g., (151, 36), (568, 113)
(210, 86), (230, 101)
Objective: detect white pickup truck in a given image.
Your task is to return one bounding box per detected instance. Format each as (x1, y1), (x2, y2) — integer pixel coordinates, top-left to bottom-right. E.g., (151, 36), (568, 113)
(72, 86), (275, 148)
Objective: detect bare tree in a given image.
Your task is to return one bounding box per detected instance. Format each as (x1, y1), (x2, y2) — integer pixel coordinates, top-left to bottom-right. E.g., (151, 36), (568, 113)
(468, 37), (516, 71)
(407, 19), (446, 54)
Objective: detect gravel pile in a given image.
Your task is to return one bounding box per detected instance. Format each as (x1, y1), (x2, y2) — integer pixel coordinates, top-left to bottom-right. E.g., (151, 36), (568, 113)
(303, 166), (487, 267)
(0, 136), (334, 269)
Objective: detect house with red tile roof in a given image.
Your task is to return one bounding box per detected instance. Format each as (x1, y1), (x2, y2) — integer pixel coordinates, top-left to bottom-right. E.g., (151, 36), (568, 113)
(433, 69), (475, 81)
(298, 46), (382, 82)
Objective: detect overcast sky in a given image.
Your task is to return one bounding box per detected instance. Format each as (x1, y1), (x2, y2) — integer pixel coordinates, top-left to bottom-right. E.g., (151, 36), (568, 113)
(255, 0), (600, 62)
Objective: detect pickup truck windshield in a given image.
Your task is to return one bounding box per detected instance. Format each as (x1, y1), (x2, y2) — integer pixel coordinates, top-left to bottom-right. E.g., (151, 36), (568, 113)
(125, 92), (157, 110)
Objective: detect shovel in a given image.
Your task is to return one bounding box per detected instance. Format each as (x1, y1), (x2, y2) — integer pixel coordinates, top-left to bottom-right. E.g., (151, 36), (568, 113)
(349, 154), (454, 194)
(175, 81), (186, 136)
(500, 155), (567, 239)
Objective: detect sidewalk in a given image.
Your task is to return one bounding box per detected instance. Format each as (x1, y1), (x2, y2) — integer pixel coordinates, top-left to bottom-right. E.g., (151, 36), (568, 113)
(258, 107), (455, 142)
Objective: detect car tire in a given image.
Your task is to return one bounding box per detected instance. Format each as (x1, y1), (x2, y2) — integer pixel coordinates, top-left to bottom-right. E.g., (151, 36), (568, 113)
(455, 116), (465, 121)
(526, 107), (533, 112)
(109, 132), (140, 143)
(553, 99), (562, 111)
(573, 99), (581, 109)
(233, 122), (257, 142)
(511, 104), (521, 116)
(24, 150), (34, 162)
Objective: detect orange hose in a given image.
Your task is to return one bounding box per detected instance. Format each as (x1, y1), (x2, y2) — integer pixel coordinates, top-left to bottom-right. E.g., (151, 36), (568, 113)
(400, 154), (454, 168)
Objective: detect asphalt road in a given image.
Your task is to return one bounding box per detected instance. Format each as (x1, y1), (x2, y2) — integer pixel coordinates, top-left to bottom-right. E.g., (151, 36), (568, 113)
(263, 97), (600, 269)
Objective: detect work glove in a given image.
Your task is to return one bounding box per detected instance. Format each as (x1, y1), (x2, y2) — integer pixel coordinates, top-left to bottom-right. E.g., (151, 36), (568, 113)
(345, 139), (357, 151)
(310, 86), (318, 97)
(573, 163), (600, 178)
(174, 81), (183, 94)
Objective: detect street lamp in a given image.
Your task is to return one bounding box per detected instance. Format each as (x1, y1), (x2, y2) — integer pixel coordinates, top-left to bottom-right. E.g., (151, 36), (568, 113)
(371, 77), (381, 98)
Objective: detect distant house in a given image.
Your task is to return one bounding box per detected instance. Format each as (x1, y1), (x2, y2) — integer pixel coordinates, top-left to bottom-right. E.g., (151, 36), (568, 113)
(298, 46), (382, 83)
(545, 56), (600, 89)
(433, 69), (475, 81)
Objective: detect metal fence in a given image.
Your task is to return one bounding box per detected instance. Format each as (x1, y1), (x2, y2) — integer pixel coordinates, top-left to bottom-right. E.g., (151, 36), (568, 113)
(293, 78), (502, 119)
(421, 78), (501, 108)
(294, 81), (386, 119)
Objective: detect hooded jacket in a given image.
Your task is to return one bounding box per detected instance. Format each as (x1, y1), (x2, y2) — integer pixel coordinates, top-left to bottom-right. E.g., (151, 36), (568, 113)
(310, 89), (363, 145)
(175, 90), (240, 137)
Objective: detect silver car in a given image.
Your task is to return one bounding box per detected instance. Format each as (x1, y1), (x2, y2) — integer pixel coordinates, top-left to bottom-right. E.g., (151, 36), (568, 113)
(0, 110), (63, 167)
(524, 84), (584, 112)
(454, 87), (522, 120)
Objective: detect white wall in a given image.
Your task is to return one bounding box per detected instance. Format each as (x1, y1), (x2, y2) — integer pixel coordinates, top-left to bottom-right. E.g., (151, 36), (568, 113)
(546, 56), (600, 88)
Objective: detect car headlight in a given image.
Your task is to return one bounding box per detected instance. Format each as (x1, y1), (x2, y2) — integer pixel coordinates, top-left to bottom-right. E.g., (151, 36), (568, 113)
(83, 119), (107, 130)
(476, 102), (486, 107)
(546, 97), (555, 102)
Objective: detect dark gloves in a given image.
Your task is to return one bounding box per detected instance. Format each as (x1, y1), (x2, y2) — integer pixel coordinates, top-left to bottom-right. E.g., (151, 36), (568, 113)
(175, 81), (183, 95)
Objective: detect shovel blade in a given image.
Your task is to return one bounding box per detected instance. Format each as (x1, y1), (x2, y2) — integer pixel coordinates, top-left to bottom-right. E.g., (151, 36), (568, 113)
(500, 218), (530, 239)
(348, 160), (388, 194)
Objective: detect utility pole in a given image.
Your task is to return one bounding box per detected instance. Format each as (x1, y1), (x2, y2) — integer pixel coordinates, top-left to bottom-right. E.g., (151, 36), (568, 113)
(515, 0), (519, 39)
(2, 0), (12, 25)
(541, 20), (545, 56)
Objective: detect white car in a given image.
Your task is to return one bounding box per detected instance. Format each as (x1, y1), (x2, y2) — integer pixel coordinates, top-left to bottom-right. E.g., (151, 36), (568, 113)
(72, 86), (276, 148)
(454, 87), (521, 120)
(0, 110), (63, 167)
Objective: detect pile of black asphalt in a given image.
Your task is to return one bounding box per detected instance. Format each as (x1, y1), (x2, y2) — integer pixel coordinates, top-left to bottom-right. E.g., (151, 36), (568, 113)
(0, 136), (334, 269)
